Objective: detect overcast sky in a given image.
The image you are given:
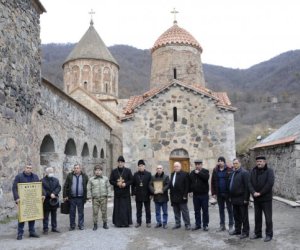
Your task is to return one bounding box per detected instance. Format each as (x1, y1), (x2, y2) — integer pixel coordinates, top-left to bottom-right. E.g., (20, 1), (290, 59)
(40, 0), (300, 69)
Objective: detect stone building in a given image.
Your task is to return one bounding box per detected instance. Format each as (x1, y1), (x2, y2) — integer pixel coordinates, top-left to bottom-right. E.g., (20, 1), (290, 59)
(0, 1), (114, 218)
(122, 21), (236, 174)
(251, 114), (300, 200)
(63, 19), (123, 169)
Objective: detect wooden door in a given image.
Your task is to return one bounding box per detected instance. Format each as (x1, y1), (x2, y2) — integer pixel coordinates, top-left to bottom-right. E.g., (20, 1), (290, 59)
(169, 158), (190, 173)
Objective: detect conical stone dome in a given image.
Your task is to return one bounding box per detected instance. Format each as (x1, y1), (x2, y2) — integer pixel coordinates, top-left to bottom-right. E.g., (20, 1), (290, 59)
(64, 21), (118, 67)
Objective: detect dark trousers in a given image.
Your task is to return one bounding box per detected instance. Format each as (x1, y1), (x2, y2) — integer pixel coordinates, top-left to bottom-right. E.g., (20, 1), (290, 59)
(155, 201), (168, 225)
(43, 209), (57, 231)
(254, 200), (273, 237)
(173, 202), (191, 226)
(233, 204), (249, 234)
(69, 197), (84, 228)
(217, 193), (234, 226)
(193, 194), (209, 227)
(18, 220), (35, 236)
(136, 200), (151, 224)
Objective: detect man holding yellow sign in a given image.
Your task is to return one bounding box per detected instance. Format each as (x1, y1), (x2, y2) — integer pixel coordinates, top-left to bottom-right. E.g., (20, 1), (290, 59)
(12, 163), (44, 240)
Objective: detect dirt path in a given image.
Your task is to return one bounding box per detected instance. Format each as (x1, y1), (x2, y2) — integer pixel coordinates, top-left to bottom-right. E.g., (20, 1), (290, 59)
(0, 200), (299, 250)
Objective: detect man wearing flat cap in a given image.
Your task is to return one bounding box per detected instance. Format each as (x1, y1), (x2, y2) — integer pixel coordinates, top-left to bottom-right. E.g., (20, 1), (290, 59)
(109, 156), (133, 227)
(132, 159), (152, 228)
(249, 156), (274, 242)
(189, 160), (210, 231)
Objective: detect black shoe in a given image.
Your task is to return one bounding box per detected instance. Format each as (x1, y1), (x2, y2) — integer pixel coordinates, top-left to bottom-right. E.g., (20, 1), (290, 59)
(17, 235), (22, 240)
(163, 224), (168, 229)
(264, 236), (272, 242)
(155, 223), (162, 228)
(240, 234), (249, 239)
(29, 232), (40, 238)
(229, 231), (241, 235)
(192, 225), (201, 231)
(51, 229), (60, 233)
(185, 225), (191, 231)
(146, 223), (151, 228)
(172, 225), (181, 230)
(69, 227), (75, 231)
(93, 224), (98, 231)
(135, 223), (141, 228)
(250, 234), (262, 240)
(78, 227), (84, 230)
(203, 226), (209, 231)
(43, 230), (48, 235)
(103, 223), (109, 229)
(217, 225), (226, 232)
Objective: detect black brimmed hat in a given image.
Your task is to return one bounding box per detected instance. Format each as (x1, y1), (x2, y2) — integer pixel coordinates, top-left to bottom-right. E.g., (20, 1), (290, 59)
(117, 156), (125, 162)
(256, 155), (266, 160)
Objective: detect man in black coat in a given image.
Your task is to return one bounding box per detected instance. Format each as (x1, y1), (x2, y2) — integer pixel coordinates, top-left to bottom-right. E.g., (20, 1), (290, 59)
(211, 156), (234, 231)
(189, 159), (210, 231)
(170, 162), (191, 230)
(132, 159), (152, 228)
(109, 156), (133, 227)
(249, 156), (275, 242)
(149, 165), (169, 229)
(42, 167), (61, 234)
(12, 163), (44, 240)
(229, 158), (250, 239)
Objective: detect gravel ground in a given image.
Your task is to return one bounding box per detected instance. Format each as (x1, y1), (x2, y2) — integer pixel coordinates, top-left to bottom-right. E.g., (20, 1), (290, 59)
(0, 199), (299, 250)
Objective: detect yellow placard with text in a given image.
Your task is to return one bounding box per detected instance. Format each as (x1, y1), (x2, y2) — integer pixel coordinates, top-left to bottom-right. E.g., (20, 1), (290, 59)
(18, 182), (44, 222)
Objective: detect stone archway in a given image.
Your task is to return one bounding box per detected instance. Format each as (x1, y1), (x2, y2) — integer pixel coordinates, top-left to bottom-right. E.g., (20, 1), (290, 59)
(63, 138), (78, 179)
(40, 134), (56, 168)
(169, 148), (190, 173)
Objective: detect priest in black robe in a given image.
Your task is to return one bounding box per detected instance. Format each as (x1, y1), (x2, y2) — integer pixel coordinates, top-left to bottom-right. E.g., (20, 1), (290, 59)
(109, 156), (133, 227)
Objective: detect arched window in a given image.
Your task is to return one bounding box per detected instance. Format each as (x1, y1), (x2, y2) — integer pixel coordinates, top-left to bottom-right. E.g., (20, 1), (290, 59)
(40, 135), (55, 153)
(173, 68), (177, 79)
(93, 146), (98, 158)
(64, 139), (77, 156)
(81, 143), (89, 157)
(84, 81), (88, 90)
(105, 83), (108, 93)
(100, 148), (104, 159)
(173, 107), (177, 122)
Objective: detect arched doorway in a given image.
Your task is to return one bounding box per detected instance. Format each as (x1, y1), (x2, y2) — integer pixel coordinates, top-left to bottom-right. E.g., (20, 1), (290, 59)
(40, 134), (55, 167)
(169, 148), (190, 173)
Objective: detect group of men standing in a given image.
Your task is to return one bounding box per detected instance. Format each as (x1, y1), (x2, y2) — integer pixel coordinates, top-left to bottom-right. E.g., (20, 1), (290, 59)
(12, 154), (274, 243)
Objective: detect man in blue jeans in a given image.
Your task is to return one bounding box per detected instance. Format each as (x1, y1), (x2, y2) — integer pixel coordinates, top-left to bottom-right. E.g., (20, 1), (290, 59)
(63, 164), (89, 230)
(149, 165), (169, 229)
(12, 163), (45, 240)
(211, 156), (234, 232)
(189, 159), (210, 231)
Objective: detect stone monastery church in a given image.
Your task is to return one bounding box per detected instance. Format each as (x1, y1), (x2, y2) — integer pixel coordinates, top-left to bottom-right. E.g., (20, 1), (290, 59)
(0, 1), (235, 217)
(64, 17), (237, 173)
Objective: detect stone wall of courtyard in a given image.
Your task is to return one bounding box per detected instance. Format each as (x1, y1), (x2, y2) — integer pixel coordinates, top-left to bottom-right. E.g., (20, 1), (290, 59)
(0, 1), (112, 219)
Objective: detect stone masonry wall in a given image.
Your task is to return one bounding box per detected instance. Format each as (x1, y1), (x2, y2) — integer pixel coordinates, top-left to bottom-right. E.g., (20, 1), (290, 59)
(251, 144), (300, 200)
(0, 0), (42, 218)
(150, 45), (205, 89)
(64, 59), (119, 98)
(123, 85), (236, 175)
(0, 2), (112, 219)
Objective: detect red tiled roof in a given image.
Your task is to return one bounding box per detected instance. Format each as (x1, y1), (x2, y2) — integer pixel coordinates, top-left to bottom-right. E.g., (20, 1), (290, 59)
(252, 135), (297, 149)
(122, 82), (236, 119)
(152, 22), (202, 53)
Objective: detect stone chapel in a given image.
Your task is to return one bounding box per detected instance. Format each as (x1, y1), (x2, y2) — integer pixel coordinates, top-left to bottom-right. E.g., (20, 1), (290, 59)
(64, 18), (237, 174)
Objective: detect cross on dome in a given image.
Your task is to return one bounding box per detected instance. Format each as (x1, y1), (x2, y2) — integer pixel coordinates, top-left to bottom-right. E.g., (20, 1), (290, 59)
(171, 8), (179, 24)
(89, 9), (95, 25)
